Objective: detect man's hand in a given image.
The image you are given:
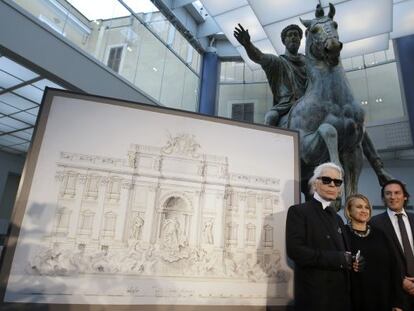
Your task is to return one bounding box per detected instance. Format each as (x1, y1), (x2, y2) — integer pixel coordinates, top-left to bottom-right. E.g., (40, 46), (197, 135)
(234, 24), (251, 46)
(403, 276), (414, 296)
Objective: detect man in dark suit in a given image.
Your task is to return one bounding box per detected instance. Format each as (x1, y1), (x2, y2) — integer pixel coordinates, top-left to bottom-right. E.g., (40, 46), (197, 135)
(286, 162), (356, 311)
(371, 179), (414, 310)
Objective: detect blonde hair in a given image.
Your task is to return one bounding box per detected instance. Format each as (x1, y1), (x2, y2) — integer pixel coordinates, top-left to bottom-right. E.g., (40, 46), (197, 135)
(345, 194), (372, 222)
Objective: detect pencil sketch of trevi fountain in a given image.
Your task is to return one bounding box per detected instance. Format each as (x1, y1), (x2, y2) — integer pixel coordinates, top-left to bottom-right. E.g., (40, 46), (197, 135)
(28, 132), (291, 300)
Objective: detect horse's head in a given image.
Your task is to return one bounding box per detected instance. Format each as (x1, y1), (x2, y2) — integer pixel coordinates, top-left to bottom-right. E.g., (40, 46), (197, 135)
(301, 3), (342, 66)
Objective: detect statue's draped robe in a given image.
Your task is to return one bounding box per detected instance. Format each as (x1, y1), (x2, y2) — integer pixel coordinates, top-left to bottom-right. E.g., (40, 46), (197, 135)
(260, 53), (307, 115)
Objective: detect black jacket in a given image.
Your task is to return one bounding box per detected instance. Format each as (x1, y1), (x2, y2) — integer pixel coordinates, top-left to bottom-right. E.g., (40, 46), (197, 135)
(286, 198), (351, 311)
(371, 210), (414, 310)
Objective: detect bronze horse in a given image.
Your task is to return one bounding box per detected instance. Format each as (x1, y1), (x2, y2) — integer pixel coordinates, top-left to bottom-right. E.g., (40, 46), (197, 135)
(280, 3), (391, 199)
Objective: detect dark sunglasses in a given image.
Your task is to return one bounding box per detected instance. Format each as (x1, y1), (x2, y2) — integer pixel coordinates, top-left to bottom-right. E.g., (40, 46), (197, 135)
(317, 176), (343, 187)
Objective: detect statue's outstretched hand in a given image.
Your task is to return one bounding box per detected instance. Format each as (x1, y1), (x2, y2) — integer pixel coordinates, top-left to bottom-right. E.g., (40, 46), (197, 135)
(234, 23), (250, 46)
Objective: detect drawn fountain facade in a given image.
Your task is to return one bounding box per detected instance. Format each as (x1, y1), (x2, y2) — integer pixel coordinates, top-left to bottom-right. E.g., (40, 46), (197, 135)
(30, 133), (290, 292)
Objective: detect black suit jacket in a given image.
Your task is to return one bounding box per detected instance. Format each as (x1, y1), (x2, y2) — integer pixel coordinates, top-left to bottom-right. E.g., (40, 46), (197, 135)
(286, 198), (351, 311)
(370, 210), (414, 309)
(370, 211), (414, 277)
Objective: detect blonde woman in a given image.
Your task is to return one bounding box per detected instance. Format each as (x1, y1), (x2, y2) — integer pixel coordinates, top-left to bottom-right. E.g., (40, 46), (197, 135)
(345, 194), (403, 311)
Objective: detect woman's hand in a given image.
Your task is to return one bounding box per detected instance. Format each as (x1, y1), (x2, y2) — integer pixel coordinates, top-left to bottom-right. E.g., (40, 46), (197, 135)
(403, 276), (414, 295)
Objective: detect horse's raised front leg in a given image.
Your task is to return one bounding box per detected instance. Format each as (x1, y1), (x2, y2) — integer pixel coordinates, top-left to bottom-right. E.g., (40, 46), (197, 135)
(340, 145), (363, 199)
(300, 123), (343, 209)
(301, 123), (342, 170)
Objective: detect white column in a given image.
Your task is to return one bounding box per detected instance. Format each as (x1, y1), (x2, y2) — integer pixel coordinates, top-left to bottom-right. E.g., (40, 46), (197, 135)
(142, 186), (157, 243)
(47, 170), (64, 236)
(150, 184), (162, 243)
(216, 189), (226, 248)
(67, 172), (87, 239)
(257, 194), (264, 248)
(92, 177), (108, 240)
(239, 192), (247, 249)
(114, 180), (131, 241)
(188, 189), (201, 246)
(194, 189), (203, 246)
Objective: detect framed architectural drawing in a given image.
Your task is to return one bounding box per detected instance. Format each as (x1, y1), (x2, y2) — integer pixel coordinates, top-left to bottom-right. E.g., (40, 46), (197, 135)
(0, 89), (300, 310)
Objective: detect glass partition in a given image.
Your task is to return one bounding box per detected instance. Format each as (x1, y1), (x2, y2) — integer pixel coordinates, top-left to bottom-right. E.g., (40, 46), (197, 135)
(12, 0), (201, 111)
(218, 63), (272, 124)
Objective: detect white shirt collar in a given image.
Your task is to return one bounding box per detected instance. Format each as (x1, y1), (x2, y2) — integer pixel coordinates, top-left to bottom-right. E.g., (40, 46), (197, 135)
(313, 192), (332, 209)
(387, 208), (407, 218)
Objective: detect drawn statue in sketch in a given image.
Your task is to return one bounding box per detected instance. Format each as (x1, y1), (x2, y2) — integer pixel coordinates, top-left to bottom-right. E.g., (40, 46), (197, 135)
(161, 217), (186, 254)
(90, 246), (118, 273)
(130, 215), (144, 240)
(120, 248), (145, 273)
(70, 243), (90, 273)
(30, 243), (62, 275)
(263, 252), (281, 277)
(203, 219), (214, 244)
(246, 254), (266, 282)
(223, 252), (242, 277)
(161, 132), (201, 158)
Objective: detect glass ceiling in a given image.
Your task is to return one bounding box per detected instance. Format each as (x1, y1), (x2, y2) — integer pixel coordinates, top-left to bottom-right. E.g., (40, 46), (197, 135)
(66, 0), (158, 20)
(0, 56), (65, 155)
(199, 0), (414, 68)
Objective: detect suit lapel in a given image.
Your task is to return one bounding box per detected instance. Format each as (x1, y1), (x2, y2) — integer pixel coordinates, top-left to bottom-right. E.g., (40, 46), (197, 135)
(380, 212), (405, 259)
(407, 212), (414, 236)
(310, 199), (344, 250)
(340, 221), (350, 251)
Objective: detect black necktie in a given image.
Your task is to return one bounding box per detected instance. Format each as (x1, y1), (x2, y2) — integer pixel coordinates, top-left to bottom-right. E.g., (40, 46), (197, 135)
(396, 213), (414, 276)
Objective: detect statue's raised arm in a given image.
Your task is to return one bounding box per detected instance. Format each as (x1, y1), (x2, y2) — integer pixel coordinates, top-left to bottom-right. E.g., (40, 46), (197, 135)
(234, 24), (265, 63)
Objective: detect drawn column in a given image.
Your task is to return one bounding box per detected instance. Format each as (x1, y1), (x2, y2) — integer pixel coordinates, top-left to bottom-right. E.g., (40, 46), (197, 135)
(91, 176), (109, 241)
(142, 185), (157, 243)
(150, 183), (162, 244)
(67, 172), (87, 239)
(239, 192), (247, 249)
(192, 189), (203, 246)
(214, 190), (226, 247)
(114, 179), (132, 242)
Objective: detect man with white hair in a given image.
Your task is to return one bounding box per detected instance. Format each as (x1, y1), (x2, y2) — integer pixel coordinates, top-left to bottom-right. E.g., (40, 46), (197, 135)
(286, 162), (356, 311)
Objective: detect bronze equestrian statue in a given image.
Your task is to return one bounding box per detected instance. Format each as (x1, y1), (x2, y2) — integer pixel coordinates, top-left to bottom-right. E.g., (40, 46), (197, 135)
(235, 3), (391, 200)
